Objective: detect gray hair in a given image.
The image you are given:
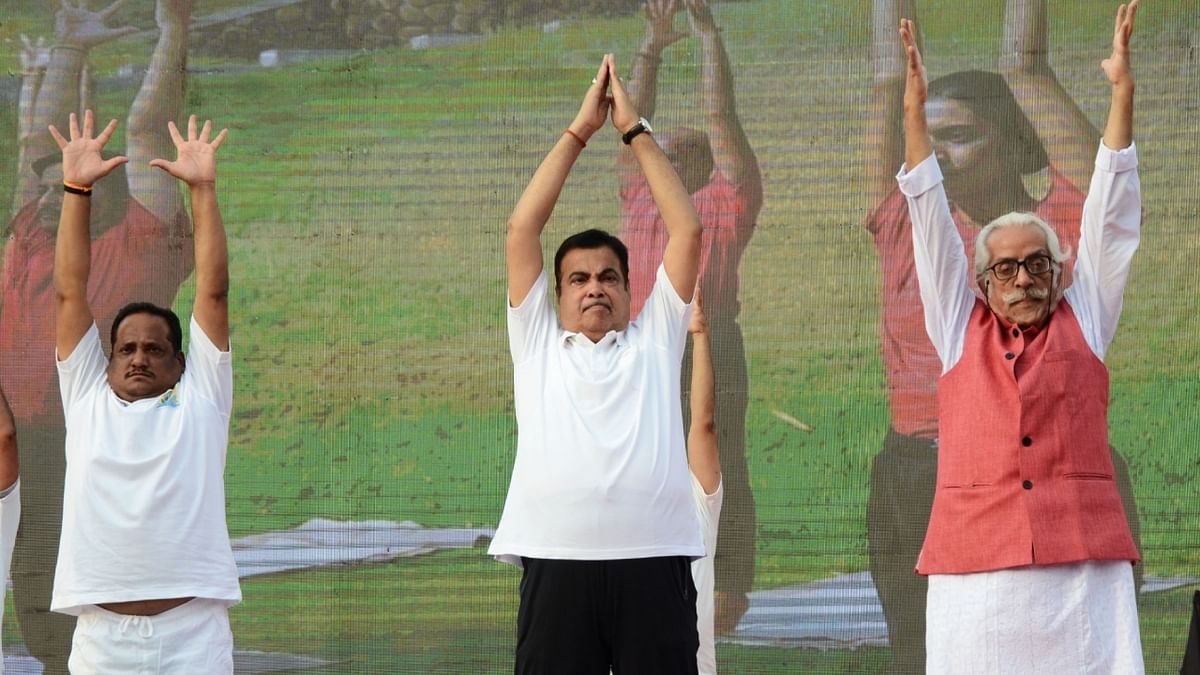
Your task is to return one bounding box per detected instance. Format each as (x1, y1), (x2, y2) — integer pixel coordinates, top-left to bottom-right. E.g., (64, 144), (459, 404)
(973, 212), (1072, 278)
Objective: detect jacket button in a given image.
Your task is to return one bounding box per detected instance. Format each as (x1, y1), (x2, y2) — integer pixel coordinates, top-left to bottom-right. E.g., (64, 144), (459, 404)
(1022, 480), (1033, 490)
(1012, 328), (1020, 337)
(1005, 352), (1015, 360)
(1022, 436), (1032, 447)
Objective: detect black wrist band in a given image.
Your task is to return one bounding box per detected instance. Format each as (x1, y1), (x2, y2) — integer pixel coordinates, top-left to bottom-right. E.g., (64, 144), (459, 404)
(64, 184), (92, 196)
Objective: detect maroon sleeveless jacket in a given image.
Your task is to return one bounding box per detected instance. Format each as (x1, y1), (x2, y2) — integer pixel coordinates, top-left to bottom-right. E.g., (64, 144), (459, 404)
(916, 299), (1139, 575)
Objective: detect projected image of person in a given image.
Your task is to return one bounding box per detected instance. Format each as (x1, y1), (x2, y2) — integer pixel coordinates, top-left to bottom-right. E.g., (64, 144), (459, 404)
(51, 111), (239, 671)
(490, 54), (705, 674)
(620, 0), (762, 633)
(898, 1), (1145, 670)
(862, 1), (1142, 669)
(0, 0), (195, 670)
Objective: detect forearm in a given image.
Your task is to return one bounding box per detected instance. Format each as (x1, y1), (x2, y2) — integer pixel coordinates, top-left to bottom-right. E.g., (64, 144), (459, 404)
(54, 193), (92, 303)
(26, 46), (86, 167)
(687, 329), (720, 492)
(128, 22), (188, 154)
(1001, 0), (1098, 188)
(868, 0), (915, 203)
(190, 183), (229, 302)
(699, 31), (759, 193)
(1103, 81), (1134, 151)
(14, 70), (46, 210)
(631, 134), (701, 296)
(630, 29), (666, 122)
(620, 40), (664, 177)
(508, 133), (585, 303)
(185, 182), (228, 349)
(902, 99), (932, 171)
(1000, 0), (1051, 76)
(689, 331), (715, 431)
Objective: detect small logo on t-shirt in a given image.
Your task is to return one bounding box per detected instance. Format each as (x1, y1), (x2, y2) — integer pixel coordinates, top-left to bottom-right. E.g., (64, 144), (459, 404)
(157, 388), (180, 408)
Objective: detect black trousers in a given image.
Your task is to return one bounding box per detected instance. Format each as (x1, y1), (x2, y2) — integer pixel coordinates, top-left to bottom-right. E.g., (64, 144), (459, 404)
(515, 557), (699, 675)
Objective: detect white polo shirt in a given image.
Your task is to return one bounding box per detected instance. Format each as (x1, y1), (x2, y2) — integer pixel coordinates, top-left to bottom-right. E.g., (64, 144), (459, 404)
(489, 265), (703, 565)
(52, 317), (241, 615)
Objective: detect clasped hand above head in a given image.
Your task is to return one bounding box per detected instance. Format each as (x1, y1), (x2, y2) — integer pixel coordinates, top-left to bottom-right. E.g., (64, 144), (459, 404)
(567, 54), (645, 145)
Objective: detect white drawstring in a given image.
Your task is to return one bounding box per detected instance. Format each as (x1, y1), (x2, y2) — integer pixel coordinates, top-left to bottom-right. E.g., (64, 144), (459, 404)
(117, 614), (154, 638)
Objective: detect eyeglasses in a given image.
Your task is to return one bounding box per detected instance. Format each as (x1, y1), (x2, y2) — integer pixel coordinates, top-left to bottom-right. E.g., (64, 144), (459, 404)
(985, 254), (1054, 281)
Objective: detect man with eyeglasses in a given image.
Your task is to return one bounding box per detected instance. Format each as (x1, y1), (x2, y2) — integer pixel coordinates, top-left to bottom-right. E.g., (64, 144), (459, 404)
(898, 1), (1144, 671)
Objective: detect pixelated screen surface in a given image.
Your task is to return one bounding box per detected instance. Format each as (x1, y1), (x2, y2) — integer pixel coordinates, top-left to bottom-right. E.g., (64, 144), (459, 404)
(0, 0), (1196, 672)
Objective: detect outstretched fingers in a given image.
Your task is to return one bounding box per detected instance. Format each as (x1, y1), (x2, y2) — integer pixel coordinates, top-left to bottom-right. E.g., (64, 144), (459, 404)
(94, 117), (119, 146)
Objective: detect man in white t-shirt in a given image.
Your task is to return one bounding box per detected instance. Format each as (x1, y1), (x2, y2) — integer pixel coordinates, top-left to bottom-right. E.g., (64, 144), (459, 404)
(685, 287), (723, 675)
(490, 54), (704, 674)
(50, 111), (239, 672)
(0, 385), (21, 673)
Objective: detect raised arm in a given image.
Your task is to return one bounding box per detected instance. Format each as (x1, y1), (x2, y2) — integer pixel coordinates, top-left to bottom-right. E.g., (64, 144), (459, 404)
(900, 20), (932, 171)
(619, 0), (685, 185)
(687, 286), (719, 493)
(1100, 1), (1137, 151)
(900, 20), (974, 370)
(865, 0), (919, 206)
(149, 116), (230, 349)
(1067, 1), (1141, 359)
(610, 56), (702, 300)
(686, 0), (761, 205)
(0, 384), (17, 491)
(127, 0), (193, 222)
(507, 58), (612, 307)
(1001, 0), (1100, 191)
(13, 35), (51, 212)
(20, 1), (137, 211)
(51, 110), (130, 359)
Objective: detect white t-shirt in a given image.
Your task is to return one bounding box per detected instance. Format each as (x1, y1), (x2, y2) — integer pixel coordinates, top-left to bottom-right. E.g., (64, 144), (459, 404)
(489, 265), (703, 565)
(52, 317), (241, 615)
(0, 479), (19, 671)
(691, 473), (723, 675)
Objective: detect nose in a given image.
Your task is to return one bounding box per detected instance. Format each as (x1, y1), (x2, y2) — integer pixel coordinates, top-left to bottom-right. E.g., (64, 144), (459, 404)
(1012, 265), (1034, 287)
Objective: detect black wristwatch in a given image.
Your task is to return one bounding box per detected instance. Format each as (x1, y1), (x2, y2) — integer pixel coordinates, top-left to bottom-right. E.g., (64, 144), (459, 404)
(622, 117), (653, 145)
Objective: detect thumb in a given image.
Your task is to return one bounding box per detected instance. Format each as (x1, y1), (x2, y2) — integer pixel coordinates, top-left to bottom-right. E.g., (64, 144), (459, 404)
(100, 156), (129, 174)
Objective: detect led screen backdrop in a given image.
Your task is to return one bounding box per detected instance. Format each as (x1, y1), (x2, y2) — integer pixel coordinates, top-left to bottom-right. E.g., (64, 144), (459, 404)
(0, 0), (1196, 672)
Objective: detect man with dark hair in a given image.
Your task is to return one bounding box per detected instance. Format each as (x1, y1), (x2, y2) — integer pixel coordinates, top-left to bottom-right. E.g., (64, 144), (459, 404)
(51, 110), (238, 671)
(0, 1), (194, 669)
(862, 1), (1141, 670)
(490, 54), (704, 674)
(620, 0), (762, 631)
(110, 301), (185, 354)
(899, 1), (1144, 669)
(552, 228), (630, 293)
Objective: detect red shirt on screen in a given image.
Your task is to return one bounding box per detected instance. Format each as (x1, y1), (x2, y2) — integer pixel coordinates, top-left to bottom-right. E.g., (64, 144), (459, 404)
(863, 168), (1085, 438)
(0, 199), (194, 421)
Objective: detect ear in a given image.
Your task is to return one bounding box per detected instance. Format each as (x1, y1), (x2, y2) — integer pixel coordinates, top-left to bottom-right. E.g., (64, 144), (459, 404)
(176, 351), (186, 371)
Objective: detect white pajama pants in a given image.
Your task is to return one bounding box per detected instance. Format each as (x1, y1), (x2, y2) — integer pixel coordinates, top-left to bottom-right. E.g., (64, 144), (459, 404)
(68, 598), (233, 674)
(926, 560), (1143, 674)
